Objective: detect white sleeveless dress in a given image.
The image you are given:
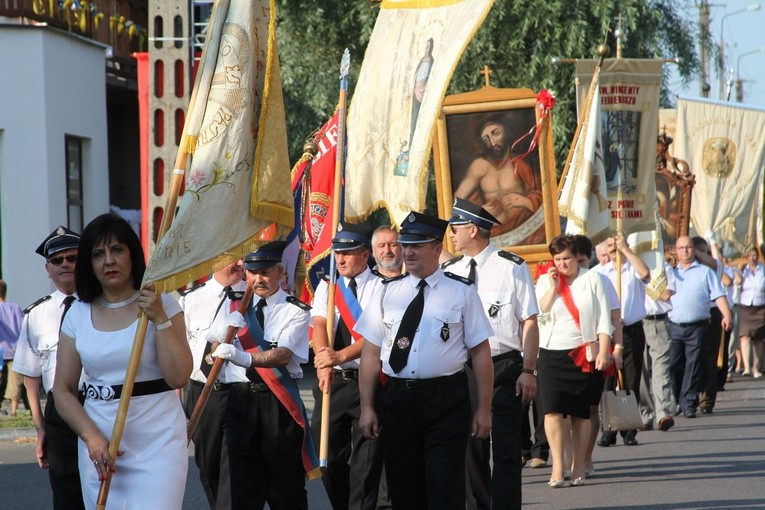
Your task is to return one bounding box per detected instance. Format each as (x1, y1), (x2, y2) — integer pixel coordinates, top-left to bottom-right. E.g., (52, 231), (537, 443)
(61, 294), (187, 510)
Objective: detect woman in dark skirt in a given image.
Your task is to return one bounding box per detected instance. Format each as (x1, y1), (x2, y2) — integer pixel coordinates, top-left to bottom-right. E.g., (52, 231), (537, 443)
(737, 248), (765, 377)
(535, 235), (613, 487)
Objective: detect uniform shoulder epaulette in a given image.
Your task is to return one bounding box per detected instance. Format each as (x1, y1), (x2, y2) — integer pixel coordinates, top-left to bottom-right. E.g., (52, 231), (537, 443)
(381, 273), (408, 284)
(497, 250), (524, 265)
(24, 295), (52, 314)
(286, 295), (311, 311)
(179, 281), (205, 296)
(444, 272), (473, 285)
(440, 255), (464, 269)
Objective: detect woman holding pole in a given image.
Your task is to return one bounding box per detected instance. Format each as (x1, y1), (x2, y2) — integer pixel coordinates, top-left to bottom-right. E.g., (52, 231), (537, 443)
(53, 213), (192, 508)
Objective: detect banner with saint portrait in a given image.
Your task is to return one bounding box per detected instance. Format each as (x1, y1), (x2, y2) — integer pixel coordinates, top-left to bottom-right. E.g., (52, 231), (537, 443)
(344, 0), (495, 225)
(574, 59), (662, 237)
(674, 97), (765, 255)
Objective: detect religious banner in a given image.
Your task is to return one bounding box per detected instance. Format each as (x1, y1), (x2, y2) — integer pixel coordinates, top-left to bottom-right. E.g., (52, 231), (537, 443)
(675, 97), (765, 255)
(143, 0), (293, 292)
(559, 81), (610, 244)
(291, 112), (339, 300)
(344, 0), (494, 225)
(574, 59), (662, 236)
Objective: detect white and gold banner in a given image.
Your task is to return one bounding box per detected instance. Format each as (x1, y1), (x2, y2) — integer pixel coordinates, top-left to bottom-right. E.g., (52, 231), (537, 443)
(143, 0), (293, 291)
(344, 0), (494, 225)
(574, 59), (662, 236)
(560, 83), (610, 244)
(675, 97), (765, 255)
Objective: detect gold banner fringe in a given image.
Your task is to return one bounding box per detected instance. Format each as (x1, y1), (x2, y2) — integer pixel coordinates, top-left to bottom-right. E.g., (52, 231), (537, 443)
(182, 134), (198, 155)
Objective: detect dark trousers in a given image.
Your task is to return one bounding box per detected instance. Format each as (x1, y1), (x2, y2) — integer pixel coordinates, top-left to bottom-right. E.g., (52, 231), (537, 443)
(521, 399), (548, 461)
(311, 375), (383, 510)
(227, 383), (306, 510)
(44, 392), (85, 510)
(466, 355), (523, 510)
(701, 307), (726, 408)
(603, 321), (645, 438)
(185, 381), (232, 510)
(669, 320), (708, 413)
(381, 372), (470, 510)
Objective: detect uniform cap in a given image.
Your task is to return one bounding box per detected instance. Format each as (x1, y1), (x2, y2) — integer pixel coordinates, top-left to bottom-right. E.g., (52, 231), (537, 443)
(398, 211), (448, 244)
(331, 222), (372, 251)
(448, 197), (501, 230)
(36, 226), (81, 258)
(244, 241), (287, 271)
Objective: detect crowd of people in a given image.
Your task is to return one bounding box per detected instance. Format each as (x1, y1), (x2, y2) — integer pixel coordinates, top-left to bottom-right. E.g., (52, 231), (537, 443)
(4, 205), (764, 510)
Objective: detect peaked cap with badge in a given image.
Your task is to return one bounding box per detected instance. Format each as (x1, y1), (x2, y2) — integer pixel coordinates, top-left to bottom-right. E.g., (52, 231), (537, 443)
(448, 197), (501, 230)
(36, 226), (81, 259)
(398, 211), (449, 244)
(244, 241), (287, 271)
(331, 221), (372, 251)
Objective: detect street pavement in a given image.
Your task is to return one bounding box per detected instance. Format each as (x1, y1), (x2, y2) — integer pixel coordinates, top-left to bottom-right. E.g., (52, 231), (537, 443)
(1, 370), (765, 509)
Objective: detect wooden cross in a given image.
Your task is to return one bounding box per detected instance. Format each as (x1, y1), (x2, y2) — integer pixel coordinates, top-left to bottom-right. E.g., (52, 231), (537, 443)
(480, 65), (493, 87)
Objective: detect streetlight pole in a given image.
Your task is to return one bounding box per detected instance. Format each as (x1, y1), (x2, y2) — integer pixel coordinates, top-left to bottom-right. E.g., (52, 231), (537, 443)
(699, 1), (712, 97)
(736, 47), (765, 102)
(718, 3), (761, 100)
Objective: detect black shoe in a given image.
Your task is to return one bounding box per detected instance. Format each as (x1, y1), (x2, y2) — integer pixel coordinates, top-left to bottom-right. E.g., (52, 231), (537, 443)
(684, 410), (697, 418)
(658, 416), (675, 431)
(700, 407), (713, 414)
(623, 431), (639, 446)
(597, 433), (616, 447)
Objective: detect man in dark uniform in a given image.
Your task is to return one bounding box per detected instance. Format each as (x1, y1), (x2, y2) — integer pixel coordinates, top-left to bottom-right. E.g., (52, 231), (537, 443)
(357, 211), (494, 510)
(13, 226), (84, 509)
(211, 241), (319, 509)
(311, 222), (385, 510)
(444, 198), (539, 510)
(180, 260), (245, 509)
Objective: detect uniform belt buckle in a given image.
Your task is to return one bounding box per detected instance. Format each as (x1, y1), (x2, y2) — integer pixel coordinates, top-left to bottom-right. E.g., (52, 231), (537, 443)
(248, 382), (269, 392)
(212, 382), (225, 391)
(404, 379), (418, 390)
(337, 369), (357, 381)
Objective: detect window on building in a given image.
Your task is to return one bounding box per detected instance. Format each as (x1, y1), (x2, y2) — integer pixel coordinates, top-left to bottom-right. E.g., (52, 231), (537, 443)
(65, 136), (84, 233)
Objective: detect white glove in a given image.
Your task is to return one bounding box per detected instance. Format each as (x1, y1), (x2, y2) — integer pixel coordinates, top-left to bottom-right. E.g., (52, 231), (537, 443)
(705, 229), (717, 245)
(212, 343), (251, 368)
(204, 311), (246, 344)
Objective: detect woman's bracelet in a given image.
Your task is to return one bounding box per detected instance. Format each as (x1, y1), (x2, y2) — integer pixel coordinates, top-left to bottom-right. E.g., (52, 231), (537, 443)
(155, 319), (173, 332)
(613, 344), (624, 352)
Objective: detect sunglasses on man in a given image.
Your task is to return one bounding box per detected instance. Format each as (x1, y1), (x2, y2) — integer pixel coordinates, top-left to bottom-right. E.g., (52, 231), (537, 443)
(48, 254), (77, 266)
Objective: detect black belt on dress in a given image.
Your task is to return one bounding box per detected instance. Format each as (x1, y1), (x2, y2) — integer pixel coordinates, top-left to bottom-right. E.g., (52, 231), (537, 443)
(334, 369), (358, 381)
(670, 318), (709, 328)
(190, 379), (234, 391)
(644, 313), (668, 320)
(82, 378), (173, 401)
(386, 371), (464, 390)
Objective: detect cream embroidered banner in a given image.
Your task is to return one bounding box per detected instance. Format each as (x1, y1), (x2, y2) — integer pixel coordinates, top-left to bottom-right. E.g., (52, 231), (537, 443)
(574, 59), (662, 236)
(560, 83), (610, 244)
(675, 97), (765, 255)
(344, 0), (494, 225)
(143, 0), (293, 291)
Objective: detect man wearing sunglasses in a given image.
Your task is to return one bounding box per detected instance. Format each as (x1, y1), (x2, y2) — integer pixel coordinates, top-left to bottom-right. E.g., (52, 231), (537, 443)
(443, 197), (539, 510)
(13, 226), (84, 509)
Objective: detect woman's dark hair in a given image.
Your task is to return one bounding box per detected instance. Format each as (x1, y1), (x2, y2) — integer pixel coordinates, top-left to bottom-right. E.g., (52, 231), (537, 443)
(75, 213), (145, 302)
(571, 235), (593, 259)
(548, 234), (576, 256)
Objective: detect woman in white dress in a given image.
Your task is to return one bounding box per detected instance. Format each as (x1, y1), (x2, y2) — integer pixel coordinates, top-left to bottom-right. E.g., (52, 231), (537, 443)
(53, 214), (192, 509)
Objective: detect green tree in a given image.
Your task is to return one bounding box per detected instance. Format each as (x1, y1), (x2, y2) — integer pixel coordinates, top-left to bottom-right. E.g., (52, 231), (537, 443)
(276, 0), (699, 218)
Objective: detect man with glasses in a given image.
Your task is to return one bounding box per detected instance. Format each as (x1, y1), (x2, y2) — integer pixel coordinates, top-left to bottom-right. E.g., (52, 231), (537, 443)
(13, 226), (84, 509)
(311, 222), (385, 510)
(443, 197), (539, 510)
(357, 211), (494, 509)
(668, 235), (732, 419)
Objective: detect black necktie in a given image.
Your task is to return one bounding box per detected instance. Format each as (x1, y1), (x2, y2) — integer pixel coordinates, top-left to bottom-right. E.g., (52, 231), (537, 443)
(467, 258), (477, 284)
(256, 298), (267, 330)
(60, 295), (76, 327)
(333, 277), (357, 350)
(389, 280), (427, 373)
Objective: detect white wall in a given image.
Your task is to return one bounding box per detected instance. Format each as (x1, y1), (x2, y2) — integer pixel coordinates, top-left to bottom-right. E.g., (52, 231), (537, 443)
(0, 26), (109, 307)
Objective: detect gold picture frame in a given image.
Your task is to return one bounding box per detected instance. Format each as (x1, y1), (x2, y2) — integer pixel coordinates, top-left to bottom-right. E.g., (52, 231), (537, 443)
(433, 87), (560, 263)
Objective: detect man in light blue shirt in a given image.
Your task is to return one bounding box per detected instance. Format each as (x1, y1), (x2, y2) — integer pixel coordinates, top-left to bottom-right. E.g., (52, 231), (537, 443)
(668, 236), (732, 418)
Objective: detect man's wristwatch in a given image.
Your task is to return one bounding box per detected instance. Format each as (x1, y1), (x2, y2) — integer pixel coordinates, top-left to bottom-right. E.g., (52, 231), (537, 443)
(521, 368), (537, 376)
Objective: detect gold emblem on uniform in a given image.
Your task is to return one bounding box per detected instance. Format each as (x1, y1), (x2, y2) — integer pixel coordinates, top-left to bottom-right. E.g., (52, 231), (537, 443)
(204, 353), (214, 365)
(56, 226), (65, 236)
(702, 137), (735, 179)
(407, 213), (416, 223)
(396, 336), (410, 349)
